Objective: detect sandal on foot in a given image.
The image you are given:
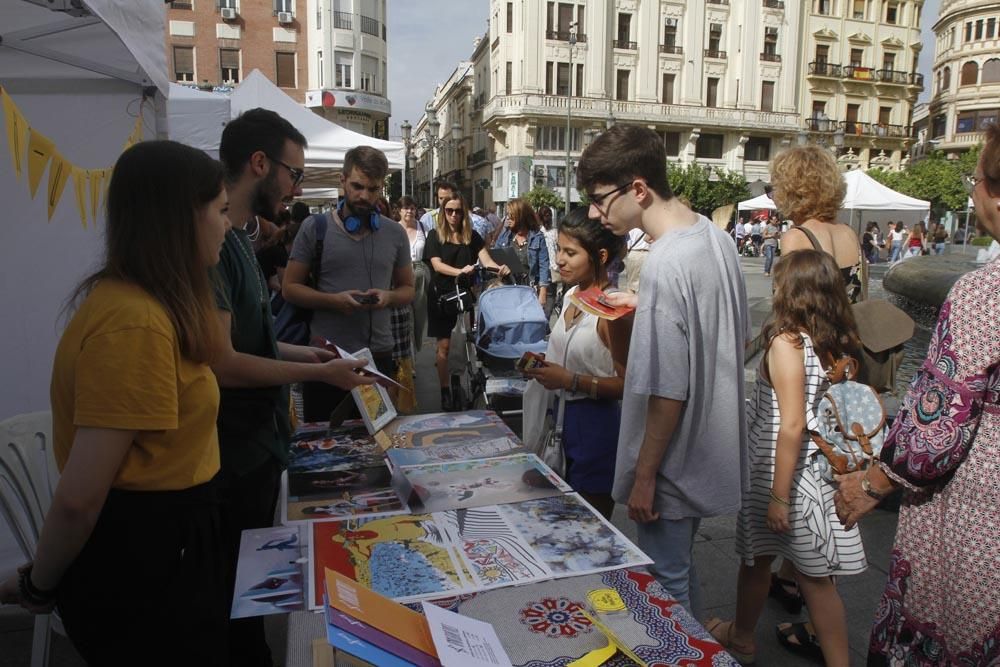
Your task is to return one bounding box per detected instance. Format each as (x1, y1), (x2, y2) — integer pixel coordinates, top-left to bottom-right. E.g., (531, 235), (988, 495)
(769, 573), (804, 615)
(705, 618), (755, 665)
(776, 622), (824, 662)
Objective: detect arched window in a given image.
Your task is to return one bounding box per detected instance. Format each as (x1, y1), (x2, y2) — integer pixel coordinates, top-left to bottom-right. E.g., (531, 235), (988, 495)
(936, 69), (943, 94)
(943, 66), (951, 89)
(982, 58), (1000, 84)
(961, 61), (979, 86)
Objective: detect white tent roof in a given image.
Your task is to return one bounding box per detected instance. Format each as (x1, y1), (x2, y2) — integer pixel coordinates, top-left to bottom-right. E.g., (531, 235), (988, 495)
(158, 83), (230, 158)
(230, 70), (404, 171)
(2, 0), (168, 95)
(842, 169), (929, 211)
(737, 193), (777, 211)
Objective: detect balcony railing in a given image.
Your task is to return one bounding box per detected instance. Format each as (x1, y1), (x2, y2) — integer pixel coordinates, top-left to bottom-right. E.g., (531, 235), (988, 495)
(333, 10), (351, 29)
(760, 52), (781, 62)
(613, 39), (637, 49)
(808, 61), (843, 77)
(707, 0), (729, 4)
(762, 0), (784, 8)
(704, 49), (727, 59)
(546, 30), (588, 43)
(843, 65), (876, 81)
(876, 69), (925, 86)
(483, 93), (802, 132)
(359, 14), (379, 37)
(804, 118), (913, 138)
(659, 44), (683, 55)
(491, 35), (500, 50)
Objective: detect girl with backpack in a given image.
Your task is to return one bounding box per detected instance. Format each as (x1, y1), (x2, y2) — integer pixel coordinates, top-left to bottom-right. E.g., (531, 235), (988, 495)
(707, 249), (867, 667)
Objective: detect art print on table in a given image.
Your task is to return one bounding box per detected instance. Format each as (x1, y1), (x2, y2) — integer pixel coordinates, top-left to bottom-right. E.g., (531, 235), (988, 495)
(287, 428), (383, 475)
(398, 454), (570, 514)
(350, 347), (397, 435)
(231, 526), (308, 619)
(309, 514), (471, 608)
(282, 466), (408, 523)
(497, 494), (651, 575)
(386, 436), (524, 467)
(380, 410), (517, 449)
(437, 507), (550, 588)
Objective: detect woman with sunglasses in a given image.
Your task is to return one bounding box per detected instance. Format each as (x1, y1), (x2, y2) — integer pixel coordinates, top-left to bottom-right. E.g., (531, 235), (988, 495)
(423, 192), (508, 411)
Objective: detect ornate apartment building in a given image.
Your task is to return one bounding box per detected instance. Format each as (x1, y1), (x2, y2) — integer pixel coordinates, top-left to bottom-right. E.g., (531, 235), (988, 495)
(926, 0), (1000, 157)
(414, 0), (925, 211)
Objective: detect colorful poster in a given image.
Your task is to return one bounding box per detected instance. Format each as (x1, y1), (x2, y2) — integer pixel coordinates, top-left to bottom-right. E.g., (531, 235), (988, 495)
(350, 347), (397, 434)
(380, 411), (518, 449)
(497, 495), (650, 575)
(386, 437), (524, 467)
(282, 466), (407, 523)
(288, 428), (384, 475)
(438, 507), (550, 589)
(397, 454), (570, 514)
(310, 514), (471, 608)
(231, 526), (308, 619)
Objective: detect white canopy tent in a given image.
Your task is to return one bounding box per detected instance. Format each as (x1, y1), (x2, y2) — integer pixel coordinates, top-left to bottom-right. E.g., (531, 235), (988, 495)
(0, 0), (167, 578)
(230, 70), (404, 177)
(737, 193), (777, 211)
(157, 83), (230, 159)
(835, 169), (930, 234)
(0, 0), (166, 421)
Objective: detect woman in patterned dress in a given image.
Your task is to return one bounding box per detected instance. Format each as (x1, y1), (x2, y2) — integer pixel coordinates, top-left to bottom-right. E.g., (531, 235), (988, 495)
(835, 124), (1000, 666)
(708, 250), (866, 667)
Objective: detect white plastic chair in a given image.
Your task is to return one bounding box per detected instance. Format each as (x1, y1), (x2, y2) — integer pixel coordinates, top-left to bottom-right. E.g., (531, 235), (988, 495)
(0, 410), (64, 667)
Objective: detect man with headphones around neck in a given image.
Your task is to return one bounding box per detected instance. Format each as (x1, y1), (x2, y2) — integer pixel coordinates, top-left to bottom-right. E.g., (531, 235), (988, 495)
(283, 146), (415, 422)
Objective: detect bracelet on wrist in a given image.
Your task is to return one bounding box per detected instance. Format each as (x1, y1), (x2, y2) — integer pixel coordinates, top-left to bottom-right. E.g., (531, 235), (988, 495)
(861, 467), (888, 501)
(769, 490), (791, 507)
(569, 372), (580, 393)
(18, 566), (57, 605)
(589, 376), (599, 399)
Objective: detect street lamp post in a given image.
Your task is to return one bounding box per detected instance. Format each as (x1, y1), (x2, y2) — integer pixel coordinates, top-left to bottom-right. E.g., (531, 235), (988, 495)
(400, 120), (412, 197)
(564, 24), (577, 221)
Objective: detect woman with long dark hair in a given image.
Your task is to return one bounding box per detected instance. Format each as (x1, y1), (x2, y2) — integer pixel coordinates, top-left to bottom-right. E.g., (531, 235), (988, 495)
(0, 141), (232, 664)
(521, 208), (630, 518)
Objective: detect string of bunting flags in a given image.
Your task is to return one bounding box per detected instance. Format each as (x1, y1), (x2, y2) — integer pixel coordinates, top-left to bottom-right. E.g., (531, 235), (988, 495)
(1, 85), (142, 228)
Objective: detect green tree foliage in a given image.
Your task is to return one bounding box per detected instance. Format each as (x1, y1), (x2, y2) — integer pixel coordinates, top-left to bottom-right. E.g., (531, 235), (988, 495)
(867, 146), (981, 218)
(666, 163), (751, 214)
(523, 185), (565, 210)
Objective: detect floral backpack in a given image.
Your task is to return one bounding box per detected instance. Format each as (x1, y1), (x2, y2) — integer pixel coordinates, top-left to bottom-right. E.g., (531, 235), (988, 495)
(810, 357), (887, 481)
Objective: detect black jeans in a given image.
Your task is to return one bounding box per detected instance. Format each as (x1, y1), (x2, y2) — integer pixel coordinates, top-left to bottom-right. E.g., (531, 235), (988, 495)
(301, 354), (398, 423)
(219, 459), (283, 667)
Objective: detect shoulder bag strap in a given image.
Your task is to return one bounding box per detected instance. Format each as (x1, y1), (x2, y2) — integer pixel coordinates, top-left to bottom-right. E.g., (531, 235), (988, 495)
(794, 225), (823, 251)
(554, 317), (585, 436)
(308, 213), (329, 288)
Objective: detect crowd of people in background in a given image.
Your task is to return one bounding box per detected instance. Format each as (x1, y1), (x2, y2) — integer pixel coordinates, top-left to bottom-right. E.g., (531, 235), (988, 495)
(2, 110), (998, 667)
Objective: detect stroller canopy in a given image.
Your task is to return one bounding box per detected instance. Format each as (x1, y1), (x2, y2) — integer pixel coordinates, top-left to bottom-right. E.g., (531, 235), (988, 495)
(476, 286), (548, 359)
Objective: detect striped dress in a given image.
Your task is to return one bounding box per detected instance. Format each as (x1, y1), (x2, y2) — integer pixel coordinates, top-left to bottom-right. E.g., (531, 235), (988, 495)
(736, 333), (867, 577)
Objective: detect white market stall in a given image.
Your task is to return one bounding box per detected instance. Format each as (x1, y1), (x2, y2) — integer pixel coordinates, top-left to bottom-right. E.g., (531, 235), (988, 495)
(157, 82), (230, 159)
(0, 0), (167, 421)
(230, 69), (404, 188)
(737, 193), (777, 211)
(835, 169), (931, 234)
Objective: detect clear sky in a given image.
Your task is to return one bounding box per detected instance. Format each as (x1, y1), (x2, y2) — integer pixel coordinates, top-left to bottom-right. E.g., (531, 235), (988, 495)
(385, 0), (941, 137)
(386, 1), (490, 140)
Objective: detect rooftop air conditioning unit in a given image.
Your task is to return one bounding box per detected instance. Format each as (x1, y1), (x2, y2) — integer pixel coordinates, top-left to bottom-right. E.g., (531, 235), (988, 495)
(220, 7), (237, 20)
(277, 11), (294, 24)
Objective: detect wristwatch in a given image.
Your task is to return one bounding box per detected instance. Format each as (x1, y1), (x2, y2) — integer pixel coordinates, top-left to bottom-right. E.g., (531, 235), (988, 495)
(861, 473), (887, 501)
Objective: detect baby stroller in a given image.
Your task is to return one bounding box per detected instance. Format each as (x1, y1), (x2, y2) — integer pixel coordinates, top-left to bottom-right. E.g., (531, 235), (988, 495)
(445, 275), (548, 414)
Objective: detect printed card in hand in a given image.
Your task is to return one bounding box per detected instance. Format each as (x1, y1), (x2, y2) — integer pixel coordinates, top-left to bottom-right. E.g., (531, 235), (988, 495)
(568, 286), (635, 320)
